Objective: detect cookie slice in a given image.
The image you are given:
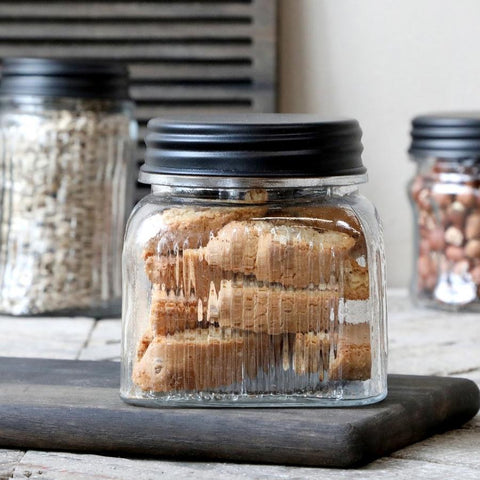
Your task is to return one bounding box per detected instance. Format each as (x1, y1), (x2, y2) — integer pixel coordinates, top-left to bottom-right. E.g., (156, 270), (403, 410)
(143, 206), (268, 258)
(328, 323), (372, 381)
(214, 280), (339, 334)
(291, 323), (371, 381)
(149, 285), (201, 336)
(205, 221), (356, 288)
(344, 258), (370, 300)
(293, 332), (331, 379)
(132, 327), (270, 392)
(144, 248), (231, 302)
(255, 225), (356, 287)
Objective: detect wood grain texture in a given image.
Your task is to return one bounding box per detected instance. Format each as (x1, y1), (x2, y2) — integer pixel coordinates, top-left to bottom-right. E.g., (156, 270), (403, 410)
(0, 317), (94, 360)
(0, 357), (477, 468)
(0, 449), (24, 480)
(10, 451), (480, 480)
(77, 319), (121, 362)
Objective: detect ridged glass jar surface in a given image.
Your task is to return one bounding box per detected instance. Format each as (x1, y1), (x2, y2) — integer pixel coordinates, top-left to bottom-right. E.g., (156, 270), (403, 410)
(121, 180), (387, 406)
(0, 95), (136, 315)
(121, 115), (387, 407)
(409, 158), (480, 310)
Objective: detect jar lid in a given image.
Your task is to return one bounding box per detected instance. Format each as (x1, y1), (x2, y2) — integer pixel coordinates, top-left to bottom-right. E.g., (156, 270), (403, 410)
(140, 114), (366, 179)
(0, 57), (130, 100)
(409, 112), (480, 159)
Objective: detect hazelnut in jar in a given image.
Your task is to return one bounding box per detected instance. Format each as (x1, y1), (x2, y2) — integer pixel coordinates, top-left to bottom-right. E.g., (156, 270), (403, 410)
(121, 114), (387, 407)
(409, 113), (480, 310)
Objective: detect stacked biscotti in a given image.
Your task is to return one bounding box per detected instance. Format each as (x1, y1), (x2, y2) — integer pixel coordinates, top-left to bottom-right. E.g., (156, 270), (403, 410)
(133, 205), (372, 393)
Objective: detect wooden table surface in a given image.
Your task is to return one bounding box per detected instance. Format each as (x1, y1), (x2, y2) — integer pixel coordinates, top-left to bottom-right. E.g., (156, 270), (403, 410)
(0, 289), (479, 479)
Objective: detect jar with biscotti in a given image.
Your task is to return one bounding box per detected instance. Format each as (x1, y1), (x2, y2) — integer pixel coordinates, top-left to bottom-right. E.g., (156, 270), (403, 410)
(409, 113), (480, 310)
(0, 58), (137, 316)
(121, 114), (387, 407)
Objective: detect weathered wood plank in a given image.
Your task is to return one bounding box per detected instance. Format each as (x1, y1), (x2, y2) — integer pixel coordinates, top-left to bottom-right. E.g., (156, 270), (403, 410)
(0, 44), (252, 59)
(391, 428), (480, 469)
(0, 3), (253, 19)
(0, 289), (479, 476)
(251, 0), (277, 111)
(389, 342), (480, 377)
(130, 85), (254, 99)
(463, 411), (480, 430)
(0, 358), (477, 468)
(0, 450), (23, 480)
(11, 451), (480, 480)
(135, 104), (252, 123)
(78, 319), (121, 362)
(129, 63), (254, 81)
(0, 317), (94, 360)
(0, 23), (255, 39)
(387, 292), (480, 377)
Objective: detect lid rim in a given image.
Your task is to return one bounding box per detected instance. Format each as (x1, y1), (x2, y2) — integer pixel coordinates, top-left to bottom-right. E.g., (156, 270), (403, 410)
(0, 57), (130, 100)
(138, 170), (368, 187)
(142, 114), (366, 180)
(410, 112), (480, 159)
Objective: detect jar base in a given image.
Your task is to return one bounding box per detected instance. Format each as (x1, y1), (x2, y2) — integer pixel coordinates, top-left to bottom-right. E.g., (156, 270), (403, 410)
(120, 385), (387, 408)
(411, 291), (480, 312)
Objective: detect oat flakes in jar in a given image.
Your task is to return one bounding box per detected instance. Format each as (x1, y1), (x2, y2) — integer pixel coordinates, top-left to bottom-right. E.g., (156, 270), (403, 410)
(409, 113), (480, 310)
(0, 58), (137, 316)
(121, 114), (387, 407)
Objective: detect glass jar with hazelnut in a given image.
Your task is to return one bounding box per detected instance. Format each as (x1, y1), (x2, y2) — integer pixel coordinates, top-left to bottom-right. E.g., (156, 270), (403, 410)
(409, 113), (480, 310)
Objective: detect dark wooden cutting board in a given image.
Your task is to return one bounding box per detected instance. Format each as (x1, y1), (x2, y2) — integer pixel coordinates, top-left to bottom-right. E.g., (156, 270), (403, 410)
(0, 357), (477, 468)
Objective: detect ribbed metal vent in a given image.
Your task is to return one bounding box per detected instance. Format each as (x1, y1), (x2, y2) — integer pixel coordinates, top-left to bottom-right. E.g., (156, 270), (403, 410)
(0, 0), (278, 200)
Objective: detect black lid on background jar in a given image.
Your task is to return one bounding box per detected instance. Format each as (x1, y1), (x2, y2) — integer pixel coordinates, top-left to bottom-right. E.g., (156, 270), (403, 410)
(0, 57), (130, 100)
(409, 113), (480, 159)
(141, 114), (366, 179)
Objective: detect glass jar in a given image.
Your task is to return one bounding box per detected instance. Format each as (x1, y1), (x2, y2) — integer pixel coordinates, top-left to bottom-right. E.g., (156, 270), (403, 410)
(0, 58), (137, 316)
(409, 113), (480, 311)
(121, 115), (387, 407)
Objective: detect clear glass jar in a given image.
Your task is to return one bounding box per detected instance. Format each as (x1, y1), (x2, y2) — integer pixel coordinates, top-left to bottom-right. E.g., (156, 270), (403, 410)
(409, 113), (480, 311)
(0, 58), (137, 316)
(121, 115), (387, 407)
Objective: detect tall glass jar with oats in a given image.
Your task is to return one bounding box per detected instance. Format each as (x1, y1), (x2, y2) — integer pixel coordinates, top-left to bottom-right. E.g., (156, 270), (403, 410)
(121, 115), (387, 407)
(0, 58), (137, 316)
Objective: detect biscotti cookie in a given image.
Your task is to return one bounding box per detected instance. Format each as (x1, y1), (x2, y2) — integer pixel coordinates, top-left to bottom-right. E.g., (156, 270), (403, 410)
(329, 323), (372, 381)
(205, 221), (355, 288)
(145, 248), (232, 302)
(144, 254), (183, 288)
(204, 221), (273, 274)
(293, 332), (331, 379)
(136, 329), (153, 361)
(269, 205), (369, 272)
(255, 225), (356, 287)
(149, 285), (201, 335)
(132, 327), (270, 392)
(344, 258), (369, 300)
(143, 206), (268, 259)
(214, 280), (339, 334)
(291, 323), (371, 381)
(270, 205), (363, 238)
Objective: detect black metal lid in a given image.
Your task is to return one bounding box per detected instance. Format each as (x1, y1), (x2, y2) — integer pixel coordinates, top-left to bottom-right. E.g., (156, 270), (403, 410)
(141, 114), (365, 179)
(410, 112), (480, 159)
(0, 57), (130, 100)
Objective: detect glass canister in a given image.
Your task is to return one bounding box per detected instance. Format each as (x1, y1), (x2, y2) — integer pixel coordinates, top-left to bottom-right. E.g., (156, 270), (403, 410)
(409, 113), (480, 311)
(0, 57), (137, 316)
(121, 115), (387, 407)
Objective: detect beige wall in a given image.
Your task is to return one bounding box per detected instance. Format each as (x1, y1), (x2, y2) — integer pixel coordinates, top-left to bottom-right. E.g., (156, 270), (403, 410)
(278, 0), (480, 287)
